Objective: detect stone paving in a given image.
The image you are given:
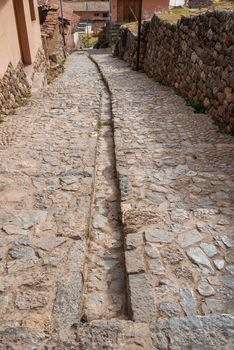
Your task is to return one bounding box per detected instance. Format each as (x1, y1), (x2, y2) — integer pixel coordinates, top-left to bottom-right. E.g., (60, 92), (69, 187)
(0, 52), (233, 349)
(93, 54), (234, 324)
(0, 53), (103, 345)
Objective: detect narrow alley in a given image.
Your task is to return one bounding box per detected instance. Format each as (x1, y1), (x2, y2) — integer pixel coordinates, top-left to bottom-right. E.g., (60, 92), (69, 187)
(0, 52), (233, 349)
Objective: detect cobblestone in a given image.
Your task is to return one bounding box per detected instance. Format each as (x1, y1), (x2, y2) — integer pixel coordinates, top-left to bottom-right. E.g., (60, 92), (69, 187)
(0, 52), (233, 348)
(0, 53), (102, 342)
(93, 54), (234, 326)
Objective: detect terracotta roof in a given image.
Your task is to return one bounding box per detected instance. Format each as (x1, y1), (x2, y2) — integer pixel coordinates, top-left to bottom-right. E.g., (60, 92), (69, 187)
(38, 0), (80, 32)
(72, 1), (110, 12)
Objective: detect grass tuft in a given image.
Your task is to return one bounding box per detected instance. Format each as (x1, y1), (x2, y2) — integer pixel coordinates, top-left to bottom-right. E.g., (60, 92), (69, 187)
(97, 120), (107, 129)
(4, 109), (16, 116)
(186, 100), (205, 114)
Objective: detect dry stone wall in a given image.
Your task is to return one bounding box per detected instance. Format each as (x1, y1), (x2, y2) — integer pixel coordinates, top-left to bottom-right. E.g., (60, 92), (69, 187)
(0, 62), (30, 115)
(33, 46), (48, 76)
(41, 23), (66, 82)
(0, 46), (47, 115)
(114, 11), (234, 131)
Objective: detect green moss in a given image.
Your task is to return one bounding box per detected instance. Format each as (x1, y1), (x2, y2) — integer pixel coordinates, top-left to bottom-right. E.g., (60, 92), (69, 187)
(212, 116), (222, 125)
(23, 91), (32, 98)
(97, 120), (107, 129)
(186, 100), (205, 114)
(4, 108), (16, 116)
(17, 98), (28, 107)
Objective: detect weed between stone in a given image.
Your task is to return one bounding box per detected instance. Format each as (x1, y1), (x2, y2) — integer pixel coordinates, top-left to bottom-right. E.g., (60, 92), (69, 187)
(97, 120), (107, 129)
(4, 109), (16, 116)
(3, 93), (31, 117)
(212, 116), (223, 126)
(186, 100), (205, 114)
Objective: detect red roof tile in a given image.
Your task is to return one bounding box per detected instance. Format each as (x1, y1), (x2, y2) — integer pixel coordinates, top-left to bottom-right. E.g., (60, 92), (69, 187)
(39, 0), (80, 37)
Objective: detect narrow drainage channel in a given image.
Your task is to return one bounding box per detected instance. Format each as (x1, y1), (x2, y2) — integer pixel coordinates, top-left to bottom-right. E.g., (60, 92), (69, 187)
(81, 56), (127, 321)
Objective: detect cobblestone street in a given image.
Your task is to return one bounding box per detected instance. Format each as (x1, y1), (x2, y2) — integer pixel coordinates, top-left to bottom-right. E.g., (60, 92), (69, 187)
(0, 52), (233, 349)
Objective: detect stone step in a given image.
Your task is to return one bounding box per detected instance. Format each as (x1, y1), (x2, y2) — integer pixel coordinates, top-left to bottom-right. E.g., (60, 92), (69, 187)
(1, 315), (233, 348)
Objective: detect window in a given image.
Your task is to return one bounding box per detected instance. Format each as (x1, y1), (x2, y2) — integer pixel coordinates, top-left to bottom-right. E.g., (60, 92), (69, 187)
(29, 0), (36, 21)
(103, 12), (109, 18)
(94, 13), (100, 17)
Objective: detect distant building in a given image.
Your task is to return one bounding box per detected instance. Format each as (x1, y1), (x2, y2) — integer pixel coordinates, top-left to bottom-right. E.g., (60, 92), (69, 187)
(0, 0), (46, 114)
(71, 1), (110, 33)
(112, 0), (169, 22)
(169, 0), (185, 6)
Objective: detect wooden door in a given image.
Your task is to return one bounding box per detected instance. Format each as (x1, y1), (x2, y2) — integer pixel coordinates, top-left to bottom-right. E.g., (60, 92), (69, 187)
(13, 0), (32, 65)
(123, 0), (136, 22)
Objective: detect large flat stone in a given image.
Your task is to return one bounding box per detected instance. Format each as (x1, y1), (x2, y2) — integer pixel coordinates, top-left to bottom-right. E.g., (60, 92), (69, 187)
(177, 229), (203, 248)
(152, 315), (234, 349)
(198, 279), (216, 296)
(53, 272), (83, 341)
(128, 274), (156, 323)
(77, 320), (153, 349)
(159, 301), (181, 318)
(219, 275), (234, 289)
(34, 235), (67, 251)
(200, 242), (218, 257)
(180, 285), (197, 316)
(8, 246), (35, 259)
(15, 291), (49, 310)
(145, 228), (174, 243)
(125, 249), (145, 274)
(125, 233), (144, 250)
(67, 241), (85, 273)
(202, 299), (226, 315)
(186, 247), (213, 271)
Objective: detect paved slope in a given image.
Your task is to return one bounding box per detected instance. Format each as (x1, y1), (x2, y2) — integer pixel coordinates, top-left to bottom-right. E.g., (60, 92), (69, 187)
(93, 54), (234, 324)
(0, 53), (102, 344)
(0, 52), (233, 349)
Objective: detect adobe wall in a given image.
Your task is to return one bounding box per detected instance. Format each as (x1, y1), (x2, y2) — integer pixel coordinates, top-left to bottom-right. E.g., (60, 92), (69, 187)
(114, 11), (234, 132)
(0, 0), (47, 114)
(0, 0), (22, 77)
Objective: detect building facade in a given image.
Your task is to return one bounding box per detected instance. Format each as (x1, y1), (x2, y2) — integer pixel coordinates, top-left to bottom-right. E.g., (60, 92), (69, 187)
(0, 0), (46, 113)
(72, 1), (110, 33)
(112, 0), (169, 22)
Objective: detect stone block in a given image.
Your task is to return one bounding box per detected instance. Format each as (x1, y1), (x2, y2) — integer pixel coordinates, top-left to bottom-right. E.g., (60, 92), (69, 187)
(148, 259), (166, 275)
(152, 315), (234, 349)
(177, 229), (203, 248)
(125, 248), (145, 274)
(15, 291), (49, 310)
(159, 301), (181, 318)
(125, 233), (144, 250)
(145, 228), (174, 243)
(180, 285), (197, 316)
(186, 246), (213, 271)
(53, 272), (83, 341)
(128, 274), (156, 323)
